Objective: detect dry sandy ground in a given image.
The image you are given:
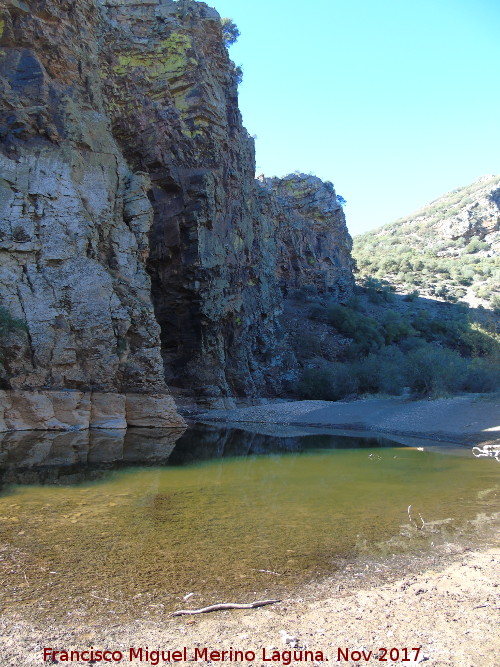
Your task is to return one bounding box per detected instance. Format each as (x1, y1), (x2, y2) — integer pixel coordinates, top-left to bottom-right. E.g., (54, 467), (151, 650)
(0, 542), (498, 667)
(197, 395), (500, 446)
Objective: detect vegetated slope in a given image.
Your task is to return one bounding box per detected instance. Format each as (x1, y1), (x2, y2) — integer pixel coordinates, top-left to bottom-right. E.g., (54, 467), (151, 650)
(293, 283), (500, 402)
(353, 175), (500, 310)
(294, 177), (500, 403)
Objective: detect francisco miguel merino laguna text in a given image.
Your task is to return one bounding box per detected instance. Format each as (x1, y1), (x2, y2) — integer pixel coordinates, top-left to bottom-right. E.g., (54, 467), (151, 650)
(43, 646), (327, 665)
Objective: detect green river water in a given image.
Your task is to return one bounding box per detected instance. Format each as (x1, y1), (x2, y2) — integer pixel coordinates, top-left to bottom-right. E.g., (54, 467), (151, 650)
(0, 424), (498, 619)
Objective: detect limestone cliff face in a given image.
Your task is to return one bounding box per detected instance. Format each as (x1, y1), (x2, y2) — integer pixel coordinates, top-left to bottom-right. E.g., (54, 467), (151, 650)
(0, 0), (354, 427)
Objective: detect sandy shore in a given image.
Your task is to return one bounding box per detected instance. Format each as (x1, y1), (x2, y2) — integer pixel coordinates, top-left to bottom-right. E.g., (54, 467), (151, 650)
(197, 394), (500, 446)
(1, 540), (498, 666)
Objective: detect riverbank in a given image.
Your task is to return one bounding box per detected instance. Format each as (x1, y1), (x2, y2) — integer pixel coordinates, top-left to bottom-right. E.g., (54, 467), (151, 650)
(1, 538), (498, 666)
(197, 394), (500, 445)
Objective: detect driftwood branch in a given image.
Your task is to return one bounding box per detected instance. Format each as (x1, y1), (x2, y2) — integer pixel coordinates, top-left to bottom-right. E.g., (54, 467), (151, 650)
(172, 599), (281, 616)
(408, 504), (425, 530)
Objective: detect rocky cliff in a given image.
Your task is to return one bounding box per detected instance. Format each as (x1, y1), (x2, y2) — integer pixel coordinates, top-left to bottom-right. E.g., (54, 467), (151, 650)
(0, 0), (354, 429)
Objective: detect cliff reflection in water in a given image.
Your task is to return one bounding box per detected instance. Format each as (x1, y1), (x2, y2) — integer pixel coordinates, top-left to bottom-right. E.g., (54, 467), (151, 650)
(0, 424), (398, 487)
(0, 428), (184, 487)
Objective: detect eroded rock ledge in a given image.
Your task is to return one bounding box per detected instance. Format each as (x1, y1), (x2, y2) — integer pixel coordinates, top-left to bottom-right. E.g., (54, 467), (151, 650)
(0, 390), (185, 431)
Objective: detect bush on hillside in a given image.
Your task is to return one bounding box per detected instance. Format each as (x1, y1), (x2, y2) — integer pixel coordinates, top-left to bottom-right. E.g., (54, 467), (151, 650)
(404, 345), (466, 397)
(328, 304), (385, 356)
(353, 346), (406, 395)
(403, 289), (420, 302)
(491, 295), (500, 315)
(381, 310), (416, 344)
(297, 342), (499, 401)
(464, 236), (489, 254)
(462, 356), (500, 393)
(363, 276), (395, 304)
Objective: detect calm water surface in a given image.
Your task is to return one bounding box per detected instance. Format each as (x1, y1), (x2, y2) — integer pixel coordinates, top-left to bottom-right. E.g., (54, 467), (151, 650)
(0, 424), (498, 618)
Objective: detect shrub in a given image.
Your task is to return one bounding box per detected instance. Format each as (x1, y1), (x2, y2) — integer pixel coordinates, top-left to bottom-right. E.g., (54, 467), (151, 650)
(464, 236), (489, 254)
(325, 303), (384, 355)
(0, 306), (26, 338)
(345, 294), (364, 311)
(221, 18), (240, 47)
(0, 305), (27, 371)
(456, 323), (499, 357)
(297, 364), (358, 401)
(398, 336), (427, 353)
(381, 311), (416, 344)
(363, 276), (395, 304)
(462, 356), (500, 392)
(490, 295), (500, 315)
(403, 289), (420, 302)
(405, 345), (467, 397)
(232, 64), (243, 84)
(353, 346), (406, 395)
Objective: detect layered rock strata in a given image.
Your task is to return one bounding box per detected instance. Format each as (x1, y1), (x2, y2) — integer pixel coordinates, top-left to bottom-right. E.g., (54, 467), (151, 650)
(0, 0), (354, 429)
(98, 0), (354, 399)
(259, 173), (354, 299)
(0, 390), (182, 431)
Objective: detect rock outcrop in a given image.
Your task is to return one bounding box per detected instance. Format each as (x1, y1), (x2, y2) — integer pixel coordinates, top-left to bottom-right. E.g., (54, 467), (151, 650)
(0, 0), (354, 429)
(260, 174), (353, 299)
(0, 0), (185, 427)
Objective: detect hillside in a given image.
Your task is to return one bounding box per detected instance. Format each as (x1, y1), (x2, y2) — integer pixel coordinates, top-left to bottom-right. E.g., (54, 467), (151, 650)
(287, 175), (500, 403)
(353, 174), (500, 310)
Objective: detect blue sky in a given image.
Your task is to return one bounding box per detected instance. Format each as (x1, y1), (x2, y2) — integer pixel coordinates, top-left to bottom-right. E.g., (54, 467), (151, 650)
(210, 0), (500, 236)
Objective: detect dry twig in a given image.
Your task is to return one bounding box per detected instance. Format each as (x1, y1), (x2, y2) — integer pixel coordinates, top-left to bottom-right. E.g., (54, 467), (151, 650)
(172, 599), (281, 616)
(408, 504), (425, 530)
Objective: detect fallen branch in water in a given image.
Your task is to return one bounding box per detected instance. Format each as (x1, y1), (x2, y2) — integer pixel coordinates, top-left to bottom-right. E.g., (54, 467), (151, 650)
(172, 599), (281, 616)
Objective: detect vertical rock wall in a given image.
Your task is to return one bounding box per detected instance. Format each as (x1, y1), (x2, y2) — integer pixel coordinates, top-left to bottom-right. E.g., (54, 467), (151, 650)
(0, 0), (184, 428)
(0, 0), (354, 428)
(260, 174), (354, 300)
(98, 0), (354, 402)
